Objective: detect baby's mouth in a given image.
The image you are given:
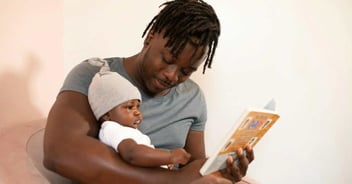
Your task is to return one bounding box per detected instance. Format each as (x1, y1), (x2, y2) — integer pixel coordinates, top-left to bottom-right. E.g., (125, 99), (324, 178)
(134, 119), (141, 125)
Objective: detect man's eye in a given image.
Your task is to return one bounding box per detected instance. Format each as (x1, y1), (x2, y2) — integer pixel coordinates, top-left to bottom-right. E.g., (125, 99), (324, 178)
(162, 56), (172, 64)
(163, 59), (171, 64)
(182, 72), (191, 76)
(181, 69), (192, 76)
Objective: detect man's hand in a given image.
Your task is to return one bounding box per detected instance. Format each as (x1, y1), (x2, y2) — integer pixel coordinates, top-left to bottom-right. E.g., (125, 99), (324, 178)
(219, 145), (254, 183)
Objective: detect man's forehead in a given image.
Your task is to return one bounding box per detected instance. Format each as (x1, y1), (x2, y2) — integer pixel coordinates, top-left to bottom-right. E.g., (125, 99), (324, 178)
(161, 48), (206, 71)
(165, 43), (208, 59)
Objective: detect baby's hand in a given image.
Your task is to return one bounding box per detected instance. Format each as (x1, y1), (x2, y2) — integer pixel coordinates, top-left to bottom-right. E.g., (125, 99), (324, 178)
(169, 148), (191, 165)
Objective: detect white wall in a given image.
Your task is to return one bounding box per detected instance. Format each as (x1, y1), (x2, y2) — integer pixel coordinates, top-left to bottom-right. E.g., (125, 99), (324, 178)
(64, 1), (352, 183)
(0, 0), (63, 126)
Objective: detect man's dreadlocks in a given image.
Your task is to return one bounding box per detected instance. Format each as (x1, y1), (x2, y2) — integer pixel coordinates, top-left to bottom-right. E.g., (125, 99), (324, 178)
(142, 0), (221, 73)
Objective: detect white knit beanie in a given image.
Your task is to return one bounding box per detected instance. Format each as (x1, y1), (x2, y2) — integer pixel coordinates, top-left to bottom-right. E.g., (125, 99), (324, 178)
(87, 57), (142, 120)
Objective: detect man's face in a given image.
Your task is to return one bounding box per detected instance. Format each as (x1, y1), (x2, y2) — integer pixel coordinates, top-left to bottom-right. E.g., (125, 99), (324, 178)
(138, 32), (208, 96)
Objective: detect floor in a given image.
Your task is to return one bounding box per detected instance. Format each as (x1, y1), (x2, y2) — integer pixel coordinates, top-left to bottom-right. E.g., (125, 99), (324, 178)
(0, 118), (259, 184)
(0, 118), (49, 184)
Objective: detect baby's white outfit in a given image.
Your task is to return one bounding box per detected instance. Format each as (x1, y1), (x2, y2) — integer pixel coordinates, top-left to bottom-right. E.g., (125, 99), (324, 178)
(99, 120), (154, 152)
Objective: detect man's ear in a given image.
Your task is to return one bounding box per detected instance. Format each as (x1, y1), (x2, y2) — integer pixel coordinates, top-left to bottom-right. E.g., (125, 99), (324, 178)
(144, 30), (155, 46)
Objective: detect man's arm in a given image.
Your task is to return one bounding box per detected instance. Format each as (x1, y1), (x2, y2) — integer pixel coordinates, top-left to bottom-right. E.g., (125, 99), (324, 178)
(184, 130), (206, 161)
(43, 91), (201, 183)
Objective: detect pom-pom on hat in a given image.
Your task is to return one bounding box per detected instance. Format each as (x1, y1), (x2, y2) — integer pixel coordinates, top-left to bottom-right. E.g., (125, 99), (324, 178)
(87, 57), (142, 120)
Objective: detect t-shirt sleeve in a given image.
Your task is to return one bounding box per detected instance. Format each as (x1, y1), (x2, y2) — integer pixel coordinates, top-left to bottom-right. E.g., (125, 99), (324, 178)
(60, 60), (100, 96)
(190, 87), (207, 132)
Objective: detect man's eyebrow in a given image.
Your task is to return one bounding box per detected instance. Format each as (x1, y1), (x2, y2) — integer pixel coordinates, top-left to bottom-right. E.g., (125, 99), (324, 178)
(188, 66), (197, 71)
(162, 49), (175, 59)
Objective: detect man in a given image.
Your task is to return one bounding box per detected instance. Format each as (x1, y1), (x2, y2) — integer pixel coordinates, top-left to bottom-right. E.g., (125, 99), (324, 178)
(44, 0), (254, 183)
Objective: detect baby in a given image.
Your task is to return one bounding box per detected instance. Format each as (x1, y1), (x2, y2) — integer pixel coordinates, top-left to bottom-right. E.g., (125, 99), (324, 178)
(87, 57), (190, 168)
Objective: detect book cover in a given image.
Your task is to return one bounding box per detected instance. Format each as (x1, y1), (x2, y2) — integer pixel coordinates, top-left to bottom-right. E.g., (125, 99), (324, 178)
(200, 99), (280, 175)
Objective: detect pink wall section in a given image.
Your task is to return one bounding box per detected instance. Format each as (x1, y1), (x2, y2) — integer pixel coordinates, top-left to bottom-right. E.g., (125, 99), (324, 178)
(0, 0), (63, 127)
(0, 1), (63, 183)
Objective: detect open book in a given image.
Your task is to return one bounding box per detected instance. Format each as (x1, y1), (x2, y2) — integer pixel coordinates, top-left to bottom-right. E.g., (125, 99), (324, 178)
(200, 99), (280, 175)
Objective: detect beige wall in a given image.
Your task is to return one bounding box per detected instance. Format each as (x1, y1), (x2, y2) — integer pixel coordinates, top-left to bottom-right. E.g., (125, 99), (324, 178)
(0, 0), (63, 126)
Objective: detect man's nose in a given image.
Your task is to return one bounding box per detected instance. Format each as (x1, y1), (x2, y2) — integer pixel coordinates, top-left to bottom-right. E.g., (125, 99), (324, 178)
(165, 65), (179, 83)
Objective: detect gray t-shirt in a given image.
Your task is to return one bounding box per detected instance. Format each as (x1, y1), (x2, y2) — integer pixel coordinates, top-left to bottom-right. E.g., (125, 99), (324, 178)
(61, 57), (207, 150)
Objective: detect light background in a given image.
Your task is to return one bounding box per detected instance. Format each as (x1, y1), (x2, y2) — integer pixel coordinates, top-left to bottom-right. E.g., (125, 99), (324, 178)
(1, 0), (351, 183)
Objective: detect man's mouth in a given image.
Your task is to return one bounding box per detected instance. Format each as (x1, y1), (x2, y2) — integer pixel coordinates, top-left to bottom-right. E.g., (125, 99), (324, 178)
(155, 79), (169, 90)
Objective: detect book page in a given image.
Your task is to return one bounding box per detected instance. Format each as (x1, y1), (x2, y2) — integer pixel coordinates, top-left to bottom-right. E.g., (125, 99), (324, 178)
(200, 100), (280, 175)
(219, 110), (279, 154)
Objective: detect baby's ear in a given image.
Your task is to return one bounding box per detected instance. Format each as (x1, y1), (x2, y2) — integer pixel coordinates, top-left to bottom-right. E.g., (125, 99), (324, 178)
(101, 113), (110, 121)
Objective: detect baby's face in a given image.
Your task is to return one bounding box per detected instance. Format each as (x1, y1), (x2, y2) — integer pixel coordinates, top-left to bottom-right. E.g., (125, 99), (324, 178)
(105, 99), (143, 128)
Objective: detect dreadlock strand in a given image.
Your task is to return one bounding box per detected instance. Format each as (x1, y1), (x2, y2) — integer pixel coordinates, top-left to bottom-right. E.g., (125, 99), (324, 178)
(142, 0), (220, 73)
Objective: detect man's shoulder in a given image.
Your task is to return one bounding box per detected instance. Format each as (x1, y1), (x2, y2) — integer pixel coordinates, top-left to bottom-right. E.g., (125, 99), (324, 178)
(177, 78), (202, 93)
(104, 57), (123, 71)
(174, 79), (205, 103)
(60, 57), (123, 95)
